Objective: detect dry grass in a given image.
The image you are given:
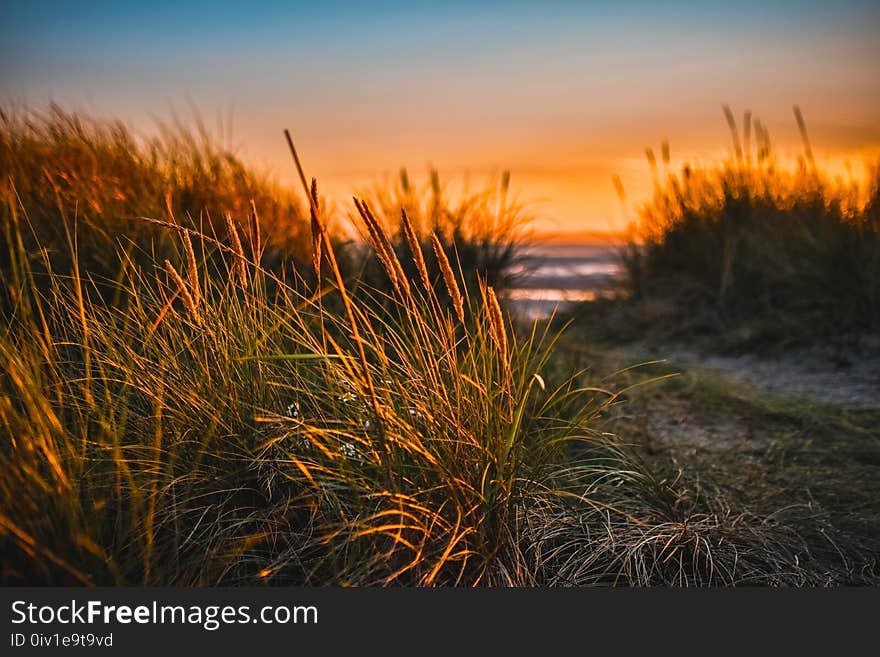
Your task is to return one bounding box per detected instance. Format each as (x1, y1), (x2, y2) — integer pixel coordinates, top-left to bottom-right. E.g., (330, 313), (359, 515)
(0, 104), (313, 280)
(0, 106), (826, 586)
(612, 106), (880, 349)
(354, 166), (530, 298)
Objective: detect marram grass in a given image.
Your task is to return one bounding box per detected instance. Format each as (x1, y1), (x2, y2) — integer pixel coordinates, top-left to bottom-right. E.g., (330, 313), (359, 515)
(0, 188), (822, 587)
(617, 106), (880, 347)
(0, 110), (827, 586)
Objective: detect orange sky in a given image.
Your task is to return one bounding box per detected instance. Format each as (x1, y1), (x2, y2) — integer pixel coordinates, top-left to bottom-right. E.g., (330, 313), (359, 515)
(2, 1), (879, 235)
(270, 108), (880, 237)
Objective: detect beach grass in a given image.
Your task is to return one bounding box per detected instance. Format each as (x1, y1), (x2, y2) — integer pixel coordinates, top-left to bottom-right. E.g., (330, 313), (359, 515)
(0, 105), (860, 586)
(599, 106), (880, 351)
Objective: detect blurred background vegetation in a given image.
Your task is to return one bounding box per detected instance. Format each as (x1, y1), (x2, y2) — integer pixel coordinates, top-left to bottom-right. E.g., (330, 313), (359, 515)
(584, 107), (880, 352)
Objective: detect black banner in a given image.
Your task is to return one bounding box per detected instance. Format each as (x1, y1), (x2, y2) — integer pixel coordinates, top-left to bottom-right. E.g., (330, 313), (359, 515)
(0, 587), (874, 654)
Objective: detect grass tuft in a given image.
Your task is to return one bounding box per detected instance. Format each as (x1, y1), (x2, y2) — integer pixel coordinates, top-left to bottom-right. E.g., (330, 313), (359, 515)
(0, 105), (836, 586)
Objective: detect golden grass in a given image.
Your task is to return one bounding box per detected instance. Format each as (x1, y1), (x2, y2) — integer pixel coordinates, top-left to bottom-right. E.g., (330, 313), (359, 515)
(163, 259), (200, 324)
(0, 105), (828, 586)
(614, 106), (880, 345)
(431, 232), (465, 324)
(401, 208), (431, 293)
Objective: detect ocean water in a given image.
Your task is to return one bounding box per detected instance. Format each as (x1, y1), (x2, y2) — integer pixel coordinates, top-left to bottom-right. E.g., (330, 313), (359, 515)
(505, 242), (622, 319)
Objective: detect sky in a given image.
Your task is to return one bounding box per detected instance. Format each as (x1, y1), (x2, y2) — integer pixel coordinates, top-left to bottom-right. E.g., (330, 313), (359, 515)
(2, 0), (879, 236)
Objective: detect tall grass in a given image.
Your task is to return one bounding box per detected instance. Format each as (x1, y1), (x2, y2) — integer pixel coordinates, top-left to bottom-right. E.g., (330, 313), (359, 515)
(617, 106), (880, 348)
(0, 106), (529, 313)
(0, 182), (582, 584)
(0, 106), (827, 585)
(0, 104), (312, 281)
(355, 167), (530, 296)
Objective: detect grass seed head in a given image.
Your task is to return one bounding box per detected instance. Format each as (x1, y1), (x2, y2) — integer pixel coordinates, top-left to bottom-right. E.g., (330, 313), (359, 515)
(401, 208), (431, 292)
(225, 214), (248, 290)
(357, 198), (409, 296)
(164, 258), (200, 323)
(431, 232), (464, 324)
(486, 285), (508, 360)
(182, 229), (200, 307)
(309, 178), (323, 276)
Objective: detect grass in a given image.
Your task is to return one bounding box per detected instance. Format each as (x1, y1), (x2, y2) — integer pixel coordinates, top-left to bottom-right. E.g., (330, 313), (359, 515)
(0, 104), (315, 281)
(550, 106), (880, 584)
(0, 105), (861, 586)
(592, 106), (880, 351)
(2, 180), (750, 586)
(565, 341), (880, 583)
(355, 166), (529, 296)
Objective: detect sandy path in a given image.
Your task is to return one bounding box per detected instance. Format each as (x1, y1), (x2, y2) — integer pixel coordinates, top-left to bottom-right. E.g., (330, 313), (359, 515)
(668, 344), (880, 411)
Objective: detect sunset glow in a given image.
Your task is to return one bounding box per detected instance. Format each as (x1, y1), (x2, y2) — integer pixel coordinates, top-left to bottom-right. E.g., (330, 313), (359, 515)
(3, 0), (879, 235)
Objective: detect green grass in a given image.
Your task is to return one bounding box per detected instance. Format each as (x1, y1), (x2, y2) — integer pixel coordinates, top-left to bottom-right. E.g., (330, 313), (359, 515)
(4, 191), (778, 586)
(0, 105), (857, 587)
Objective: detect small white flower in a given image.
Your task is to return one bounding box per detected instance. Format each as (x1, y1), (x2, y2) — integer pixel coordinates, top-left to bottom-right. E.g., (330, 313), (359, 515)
(341, 442), (356, 458)
(286, 401), (300, 418)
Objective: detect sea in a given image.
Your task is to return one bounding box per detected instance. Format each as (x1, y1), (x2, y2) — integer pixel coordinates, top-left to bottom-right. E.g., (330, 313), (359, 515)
(504, 242), (623, 320)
